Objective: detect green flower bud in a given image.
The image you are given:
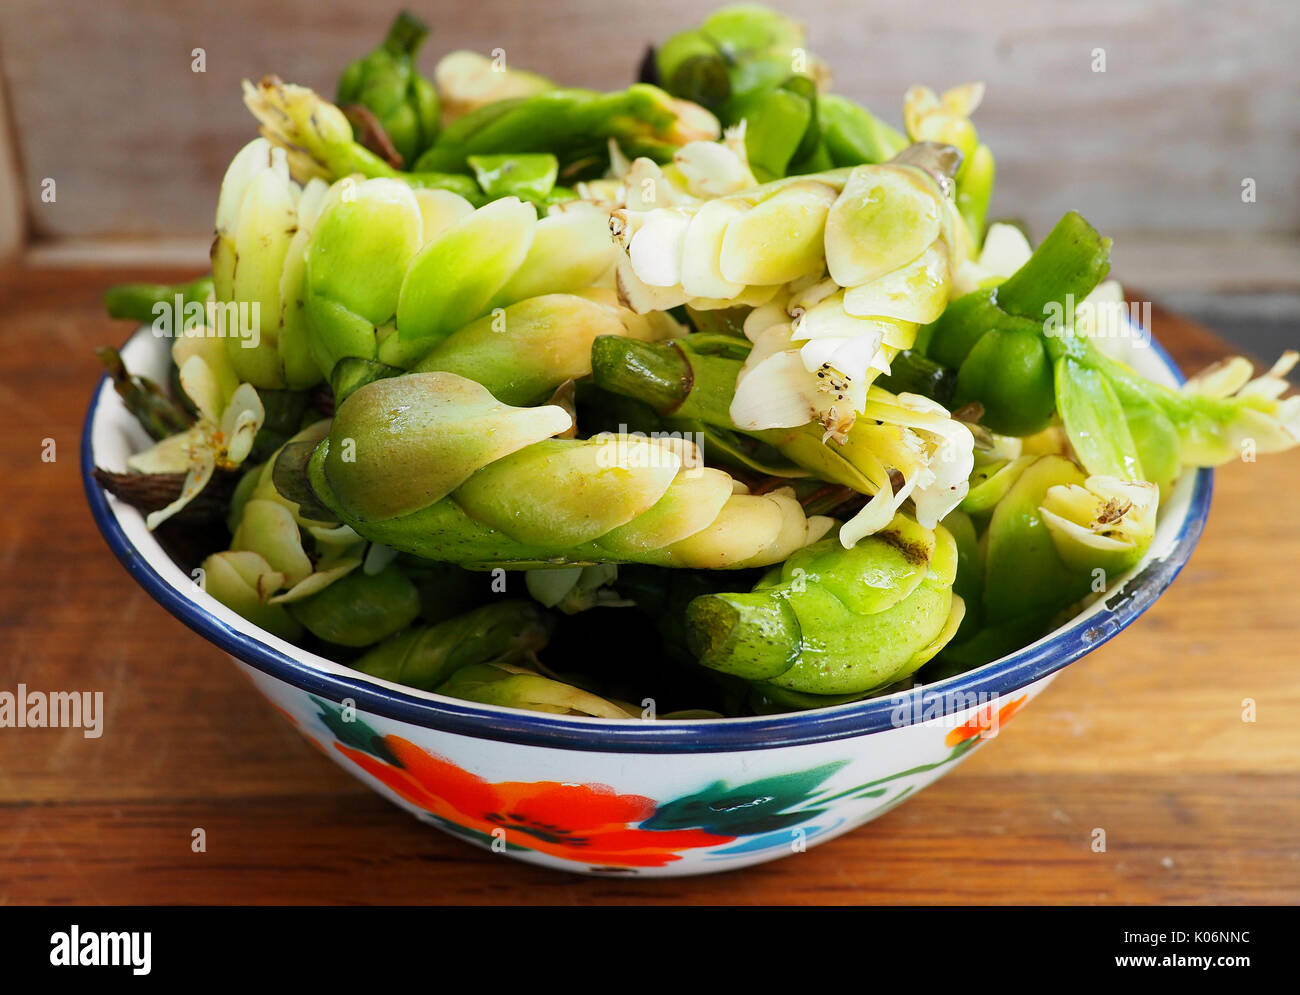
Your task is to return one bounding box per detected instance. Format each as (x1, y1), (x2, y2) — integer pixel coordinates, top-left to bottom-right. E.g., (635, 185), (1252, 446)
(287, 563), (420, 648)
(303, 372), (825, 568)
(686, 513), (964, 695)
(435, 662), (635, 718)
(337, 12), (441, 168)
(201, 550), (303, 642)
(352, 601), (551, 689)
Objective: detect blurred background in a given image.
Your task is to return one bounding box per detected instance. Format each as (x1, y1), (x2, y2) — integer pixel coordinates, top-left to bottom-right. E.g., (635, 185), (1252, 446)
(0, 0), (1296, 357)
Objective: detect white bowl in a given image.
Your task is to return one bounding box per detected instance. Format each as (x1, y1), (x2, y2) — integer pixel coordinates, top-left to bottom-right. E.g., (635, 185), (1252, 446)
(83, 327), (1211, 876)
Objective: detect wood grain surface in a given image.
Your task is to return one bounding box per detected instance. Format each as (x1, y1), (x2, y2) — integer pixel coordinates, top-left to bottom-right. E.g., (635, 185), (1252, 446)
(2, 0), (1298, 244)
(0, 264), (1297, 905)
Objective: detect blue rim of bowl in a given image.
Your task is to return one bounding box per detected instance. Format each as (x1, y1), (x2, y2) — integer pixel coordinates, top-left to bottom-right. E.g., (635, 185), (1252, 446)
(82, 332), (1213, 753)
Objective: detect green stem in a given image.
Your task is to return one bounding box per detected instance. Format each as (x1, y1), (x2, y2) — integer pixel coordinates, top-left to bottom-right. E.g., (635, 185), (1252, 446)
(383, 10), (429, 55)
(994, 211), (1111, 319)
(590, 336), (692, 412)
(104, 276), (213, 325)
(685, 593), (801, 680)
(590, 336), (742, 427)
(1044, 330), (1180, 406)
(1044, 324), (1243, 462)
(678, 332), (752, 358)
(416, 84), (709, 173)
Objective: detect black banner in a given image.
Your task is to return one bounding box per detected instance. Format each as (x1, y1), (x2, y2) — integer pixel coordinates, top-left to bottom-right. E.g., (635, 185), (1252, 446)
(0, 905), (1285, 981)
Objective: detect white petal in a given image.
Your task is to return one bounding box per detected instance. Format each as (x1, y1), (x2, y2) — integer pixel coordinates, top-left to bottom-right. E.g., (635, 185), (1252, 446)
(624, 158), (671, 211)
(220, 384), (266, 465)
(788, 277), (839, 313)
(799, 333), (879, 382)
(606, 137), (633, 179)
(307, 523), (363, 547)
(944, 82), (985, 117)
(296, 177), (331, 228)
(799, 336), (850, 373)
(742, 297), (792, 342)
(1236, 377), (1290, 401)
(178, 353), (226, 424)
(842, 243), (950, 324)
(736, 323), (796, 380)
(680, 199), (748, 299)
(268, 557), (363, 604)
(144, 456), (215, 531)
(614, 255), (686, 313)
(1264, 350), (1300, 380)
(126, 428), (204, 475)
(729, 350), (819, 430)
(856, 391), (976, 529)
(627, 209), (691, 287)
(797, 293), (896, 347)
(838, 486), (900, 547)
(804, 515), (835, 544)
(977, 223), (1032, 276)
(673, 140), (755, 198)
(215, 139), (275, 235)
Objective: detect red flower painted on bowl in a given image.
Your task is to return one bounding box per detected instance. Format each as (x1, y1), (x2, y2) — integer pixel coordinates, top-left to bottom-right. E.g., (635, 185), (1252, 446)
(944, 694), (1027, 747)
(337, 734), (733, 868)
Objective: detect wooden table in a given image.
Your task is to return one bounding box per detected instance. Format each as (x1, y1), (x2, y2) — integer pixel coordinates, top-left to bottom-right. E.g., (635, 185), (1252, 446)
(1, 264), (1297, 905)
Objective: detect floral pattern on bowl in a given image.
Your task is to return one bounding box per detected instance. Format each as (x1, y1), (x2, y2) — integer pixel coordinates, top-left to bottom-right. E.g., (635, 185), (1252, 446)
(257, 676), (1033, 873)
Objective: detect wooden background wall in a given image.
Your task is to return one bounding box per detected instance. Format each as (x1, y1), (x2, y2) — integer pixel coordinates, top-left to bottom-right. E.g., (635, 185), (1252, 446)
(0, 0), (1297, 297)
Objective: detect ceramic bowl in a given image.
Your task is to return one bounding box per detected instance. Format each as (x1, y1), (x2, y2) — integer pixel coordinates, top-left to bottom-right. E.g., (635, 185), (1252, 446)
(83, 327), (1211, 877)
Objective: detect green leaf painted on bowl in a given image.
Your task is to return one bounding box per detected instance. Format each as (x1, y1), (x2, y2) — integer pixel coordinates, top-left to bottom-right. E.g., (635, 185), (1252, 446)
(642, 762), (847, 836)
(310, 695), (402, 767)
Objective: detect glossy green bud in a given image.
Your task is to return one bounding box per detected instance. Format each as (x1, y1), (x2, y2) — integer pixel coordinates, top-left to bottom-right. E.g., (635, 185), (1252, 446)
(466, 153), (558, 202)
(686, 513), (964, 696)
(656, 5), (822, 115)
(954, 326), (1056, 437)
